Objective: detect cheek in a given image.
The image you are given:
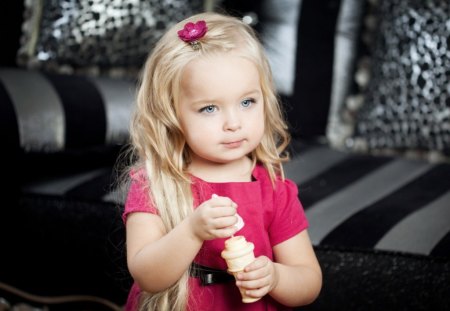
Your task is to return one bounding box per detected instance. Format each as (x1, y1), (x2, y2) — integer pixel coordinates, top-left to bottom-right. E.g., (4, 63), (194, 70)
(252, 109), (265, 136)
(255, 121), (265, 141)
(181, 118), (214, 143)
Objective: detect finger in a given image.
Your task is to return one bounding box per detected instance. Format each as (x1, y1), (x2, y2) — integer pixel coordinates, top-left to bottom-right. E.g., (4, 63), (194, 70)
(242, 286), (270, 299)
(210, 226), (238, 238)
(210, 194), (237, 208)
(244, 256), (269, 272)
(211, 215), (240, 229)
(237, 274), (271, 290)
(209, 205), (237, 218)
(237, 268), (268, 283)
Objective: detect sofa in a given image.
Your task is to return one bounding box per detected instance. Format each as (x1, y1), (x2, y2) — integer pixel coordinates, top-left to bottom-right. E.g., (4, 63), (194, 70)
(1, 0), (449, 310)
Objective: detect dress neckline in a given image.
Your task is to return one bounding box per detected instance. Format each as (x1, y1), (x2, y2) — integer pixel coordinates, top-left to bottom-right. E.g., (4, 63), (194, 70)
(190, 164), (262, 184)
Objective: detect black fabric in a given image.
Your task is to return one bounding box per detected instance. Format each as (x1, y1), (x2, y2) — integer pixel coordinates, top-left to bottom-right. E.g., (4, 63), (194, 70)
(322, 164), (450, 248)
(299, 155), (392, 208)
(0, 287), (122, 311)
(22, 145), (122, 183)
(288, 0), (341, 139)
(44, 74), (106, 149)
(0, 194), (131, 304)
(65, 167), (115, 199)
(0, 79), (21, 201)
(0, 2), (24, 67)
(296, 246), (450, 311)
(0, 80), (20, 154)
(432, 232), (450, 258)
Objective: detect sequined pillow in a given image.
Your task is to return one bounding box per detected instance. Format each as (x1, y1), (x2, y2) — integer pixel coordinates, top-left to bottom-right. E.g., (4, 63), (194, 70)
(17, 0), (204, 77)
(327, 0), (450, 161)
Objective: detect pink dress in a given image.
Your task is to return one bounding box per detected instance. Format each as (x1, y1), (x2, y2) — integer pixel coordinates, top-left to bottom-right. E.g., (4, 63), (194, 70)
(123, 164), (309, 311)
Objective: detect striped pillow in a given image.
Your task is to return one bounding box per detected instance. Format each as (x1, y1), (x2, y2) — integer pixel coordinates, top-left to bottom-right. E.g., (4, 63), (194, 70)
(286, 142), (450, 258)
(0, 68), (134, 153)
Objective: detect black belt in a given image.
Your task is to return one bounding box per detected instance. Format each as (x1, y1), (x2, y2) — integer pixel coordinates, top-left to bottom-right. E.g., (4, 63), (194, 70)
(190, 262), (234, 286)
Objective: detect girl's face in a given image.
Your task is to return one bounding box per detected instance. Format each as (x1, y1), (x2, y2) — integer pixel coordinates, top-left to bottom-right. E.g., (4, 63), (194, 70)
(178, 53), (265, 169)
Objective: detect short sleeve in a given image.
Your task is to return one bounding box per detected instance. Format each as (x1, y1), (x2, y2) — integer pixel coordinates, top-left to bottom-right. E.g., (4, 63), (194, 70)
(268, 178), (309, 246)
(122, 172), (158, 223)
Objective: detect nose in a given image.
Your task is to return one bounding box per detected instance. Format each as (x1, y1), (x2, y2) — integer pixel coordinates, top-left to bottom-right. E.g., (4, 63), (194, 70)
(223, 109), (241, 132)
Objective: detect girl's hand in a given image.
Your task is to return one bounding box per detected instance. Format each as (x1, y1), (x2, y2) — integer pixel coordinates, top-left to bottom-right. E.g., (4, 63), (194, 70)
(189, 194), (239, 241)
(235, 256), (279, 300)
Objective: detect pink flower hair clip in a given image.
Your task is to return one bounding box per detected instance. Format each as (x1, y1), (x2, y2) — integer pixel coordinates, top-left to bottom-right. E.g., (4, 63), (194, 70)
(177, 20), (207, 50)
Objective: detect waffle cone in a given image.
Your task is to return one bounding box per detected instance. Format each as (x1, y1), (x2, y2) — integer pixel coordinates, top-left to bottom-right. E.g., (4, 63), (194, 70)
(221, 236), (261, 303)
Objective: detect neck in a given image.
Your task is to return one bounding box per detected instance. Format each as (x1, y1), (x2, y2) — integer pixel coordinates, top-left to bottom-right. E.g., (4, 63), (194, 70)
(188, 156), (253, 183)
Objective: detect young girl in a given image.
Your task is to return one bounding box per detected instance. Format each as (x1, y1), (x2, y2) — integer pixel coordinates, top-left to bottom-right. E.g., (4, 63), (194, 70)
(122, 12), (322, 311)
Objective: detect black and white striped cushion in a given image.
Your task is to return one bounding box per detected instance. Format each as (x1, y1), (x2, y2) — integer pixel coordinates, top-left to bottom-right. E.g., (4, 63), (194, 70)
(286, 142), (450, 258)
(0, 68), (134, 152)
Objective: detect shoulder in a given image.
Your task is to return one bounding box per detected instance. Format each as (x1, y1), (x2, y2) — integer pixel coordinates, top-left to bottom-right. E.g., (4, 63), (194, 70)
(253, 164), (298, 195)
(126, 168), (150, 201)
(260, 163), (308, 246)
(123, 168), (158, 222)
(130, 167), (147, 184)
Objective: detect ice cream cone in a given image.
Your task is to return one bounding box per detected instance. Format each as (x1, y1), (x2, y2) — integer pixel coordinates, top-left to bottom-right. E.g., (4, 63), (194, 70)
(221, 235), (261, 303)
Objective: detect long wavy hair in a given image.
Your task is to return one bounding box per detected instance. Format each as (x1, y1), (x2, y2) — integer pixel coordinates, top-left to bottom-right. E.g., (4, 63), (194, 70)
(125, 12), (291, 311)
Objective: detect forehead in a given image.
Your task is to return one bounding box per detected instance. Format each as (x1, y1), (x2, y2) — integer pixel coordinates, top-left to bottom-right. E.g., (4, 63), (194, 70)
(180, 53), (261, 98)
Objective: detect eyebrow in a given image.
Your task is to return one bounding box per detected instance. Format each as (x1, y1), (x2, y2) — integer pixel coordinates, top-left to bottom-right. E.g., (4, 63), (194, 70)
(190, 99), (217, 107)
(242, 89), (262, 97)
(192, 90), (262, 104)
(200, 90), (262, 103)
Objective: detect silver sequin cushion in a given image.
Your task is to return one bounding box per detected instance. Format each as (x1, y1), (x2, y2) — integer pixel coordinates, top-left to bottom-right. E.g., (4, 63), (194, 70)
(17, 0), (203, 77)
(328, 0), (450, 162)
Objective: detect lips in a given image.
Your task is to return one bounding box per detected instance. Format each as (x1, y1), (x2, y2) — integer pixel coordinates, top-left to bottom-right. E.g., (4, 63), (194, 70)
(223, 139), (244, 148)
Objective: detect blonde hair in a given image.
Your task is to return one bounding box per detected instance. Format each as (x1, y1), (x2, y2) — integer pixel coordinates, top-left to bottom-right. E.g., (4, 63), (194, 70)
(126, 12), (290, 311)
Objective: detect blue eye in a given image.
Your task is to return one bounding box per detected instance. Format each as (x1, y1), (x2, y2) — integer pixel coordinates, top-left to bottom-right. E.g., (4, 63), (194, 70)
(199, 105), (217, 113)
(241, 98), (255, 108)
